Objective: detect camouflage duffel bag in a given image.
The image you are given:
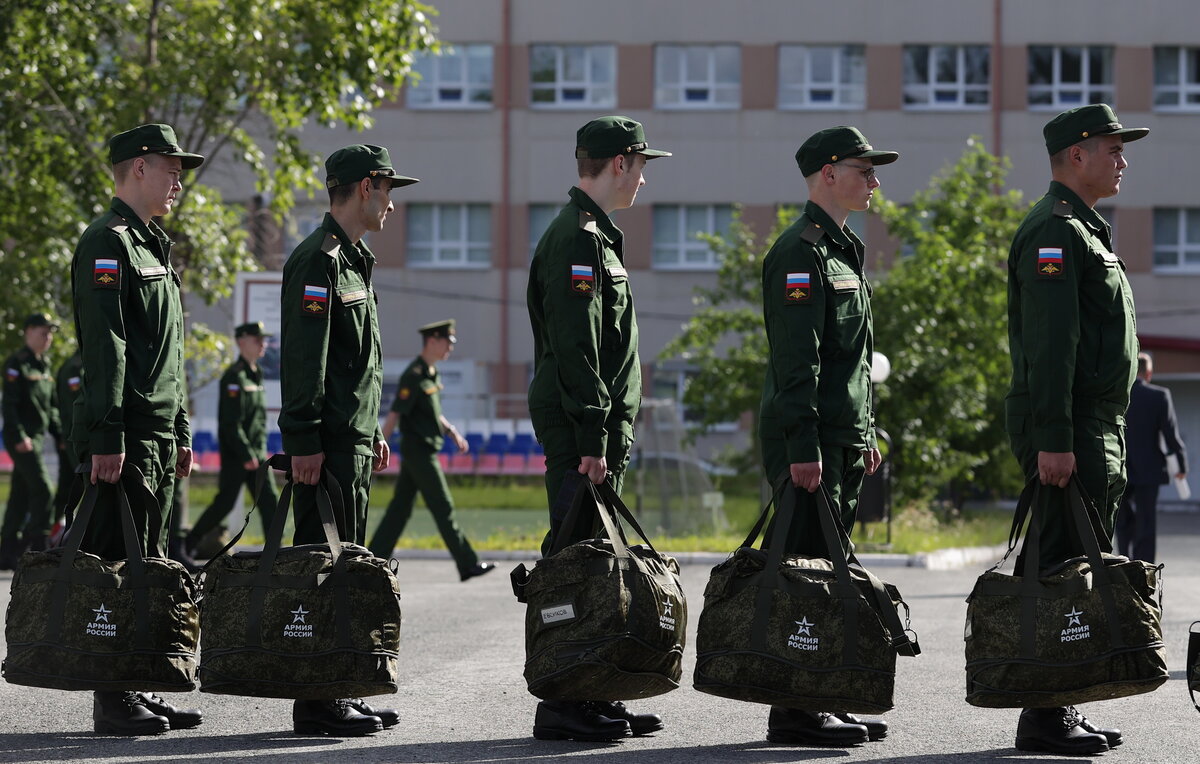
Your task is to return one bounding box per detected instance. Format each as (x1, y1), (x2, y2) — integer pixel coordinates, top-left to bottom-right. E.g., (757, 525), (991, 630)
(965, 477), (1168, 708)
(2, 465), (199, 692)
(1189, 621), (1200, 713)
(694, 481), (920, 714)
(198, 457), (401, 699)
(511, 479), (686, 701)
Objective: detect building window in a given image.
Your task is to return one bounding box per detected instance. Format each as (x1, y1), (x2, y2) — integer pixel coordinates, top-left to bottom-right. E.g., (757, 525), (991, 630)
(528, 203), (558, 260)
(1027, 45), (1114, 109)
(1154, 46), (1200, 110)
(407, 204), (492, 268)
(1153, 208), (1200, 272)
(778, 44), (865, 110)
(408, 44), (493, 109)
(903, 45), (990, 109)
(652, 204), (733, 269)
(655, 44), (740, 109)
(530, 44), (616, 108)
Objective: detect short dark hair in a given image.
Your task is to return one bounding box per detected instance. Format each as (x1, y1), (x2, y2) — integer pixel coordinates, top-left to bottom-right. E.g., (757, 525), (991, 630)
(1049, 136), (1099, 170)
(577, 156), (610, 179)
(328, 175), (387, 205)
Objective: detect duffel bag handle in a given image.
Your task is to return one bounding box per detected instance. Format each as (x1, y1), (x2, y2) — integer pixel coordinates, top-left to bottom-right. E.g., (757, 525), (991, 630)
(545, 474), (633, 558)
(1189, 621), (1200, 714)
(197, 456), (288, 577)
(595, 480), (668, 559)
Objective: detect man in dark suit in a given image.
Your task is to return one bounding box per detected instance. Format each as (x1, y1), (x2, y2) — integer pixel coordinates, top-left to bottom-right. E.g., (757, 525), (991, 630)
(1117, 352), (1187, 562)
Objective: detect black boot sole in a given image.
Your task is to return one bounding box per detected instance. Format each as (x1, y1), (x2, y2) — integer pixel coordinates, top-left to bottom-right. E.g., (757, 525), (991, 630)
(767, 730), (869, 746)
(293, 720), (383, 736)
(533, 725), (631, 742)
(1015, 736), (1108, 755)
(94, 720), (170, 736)
(630, 721), (664, 736)
(163, 716), (203, 730)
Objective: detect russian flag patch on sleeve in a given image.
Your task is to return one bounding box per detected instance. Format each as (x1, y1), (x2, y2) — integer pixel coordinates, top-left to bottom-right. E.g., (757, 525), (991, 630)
(785, 272), (811, 303)
(302, 285), (329, 315)
(570, 265), (595, 296)
(1037, 247), (1064, 277)
(94, 258), (120, 288)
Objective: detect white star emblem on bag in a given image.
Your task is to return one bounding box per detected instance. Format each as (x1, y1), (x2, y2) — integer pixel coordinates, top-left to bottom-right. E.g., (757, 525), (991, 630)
(1064, 607), (1083, 627)
(291, 605), (309, 624)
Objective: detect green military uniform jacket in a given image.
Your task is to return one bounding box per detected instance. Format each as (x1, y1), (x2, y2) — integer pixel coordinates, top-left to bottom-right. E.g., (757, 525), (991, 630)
(3, 347), (59, 449)
(279, 212), (383, 456)
(760, 201), (877, 464)
(218, 357), (268, 465)
(527, 187), (640, 457)
(54, 353), (83, 447)
(391, 356), (445, 452)
(70, 197), (190, 454)
(1005, 181), (1138, 451)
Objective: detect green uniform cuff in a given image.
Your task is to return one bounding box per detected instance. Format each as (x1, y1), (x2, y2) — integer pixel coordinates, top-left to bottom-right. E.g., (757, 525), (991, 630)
(91, 430), (125, 455)
(786, 437), (821, 464)
(1032, 427), (1073, 453)
(282, 432), (323, 457)
(577, 432), (607, 459)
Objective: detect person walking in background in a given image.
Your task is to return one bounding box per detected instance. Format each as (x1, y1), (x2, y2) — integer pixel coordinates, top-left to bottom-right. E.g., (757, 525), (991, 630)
(1116, 352), (1187, 563)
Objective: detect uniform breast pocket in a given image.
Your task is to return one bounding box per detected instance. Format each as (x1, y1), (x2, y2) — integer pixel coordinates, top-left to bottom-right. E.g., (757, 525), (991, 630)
(329, 283), (370, 373)
(826, 271), (865, 318)
(1087, 248), (1126, 303)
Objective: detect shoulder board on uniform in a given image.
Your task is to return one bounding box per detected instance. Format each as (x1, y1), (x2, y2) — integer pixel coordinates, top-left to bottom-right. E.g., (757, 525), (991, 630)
(1052, 199), (1075, 219)
(320, 232), (341, 257)
(798, 222), (825, 245)
(578, 210), (598, 235)
(107, 216), (129, 233)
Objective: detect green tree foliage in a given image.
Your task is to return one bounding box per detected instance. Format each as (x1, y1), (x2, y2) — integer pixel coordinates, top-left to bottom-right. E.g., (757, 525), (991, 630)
(0, 0), (436, 375)
(871, 138), (1030, 505)
(660, 206), (798, 470)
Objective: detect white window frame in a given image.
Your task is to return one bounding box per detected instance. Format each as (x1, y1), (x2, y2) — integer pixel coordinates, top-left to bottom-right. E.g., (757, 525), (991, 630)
(529, 44), (616, 109)
(902, 44), (990, 110)
(655, 44), (740, 110)
(407, 44), (493, 110)
(778, 44), (865, 110)
(1153, 46), (1200, 111)
(1027, 45), (1114, 110)
(406, 203), (492, 269)
(1153, 208), (1200, 273)
(652, 204), (733, 271)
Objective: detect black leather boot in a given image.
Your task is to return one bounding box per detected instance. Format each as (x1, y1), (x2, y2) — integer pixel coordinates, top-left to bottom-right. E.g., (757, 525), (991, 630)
(533, 700), (630, 741)
(167, 536), (200, 573)
(584, 700), (663, 735)
(1076, 709), (1122, 747)
(292, 699), (382, 736)
(93, 691), (170, 735)
(0, 537), (21, 570)
(835, 712), (888, 741)
(767, 707), (869, 746)
(348, 697), (398, 728)
(1015, 707), (1109, 755)
(137, 692), (203, 729)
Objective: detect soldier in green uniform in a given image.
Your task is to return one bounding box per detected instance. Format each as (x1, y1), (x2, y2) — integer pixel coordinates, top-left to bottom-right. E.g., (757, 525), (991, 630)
(1005, 104), (1145, 756)
(279, 144), (416, 736)
(526, 116), (670, 742)
(0, 313), (61, 568)
(184, 322), (278, 555)
(52, 350), (83, 538)
(758, 126), (895, 747)
(70, 124), (204, 735)
(368, 319), (494, 581)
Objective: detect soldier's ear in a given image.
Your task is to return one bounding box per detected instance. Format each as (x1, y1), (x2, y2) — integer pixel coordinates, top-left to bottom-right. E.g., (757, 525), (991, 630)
(359, 177), (373, 199)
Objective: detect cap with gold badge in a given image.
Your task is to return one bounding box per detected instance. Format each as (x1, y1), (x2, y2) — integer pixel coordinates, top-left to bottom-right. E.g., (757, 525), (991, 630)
(795, 126), (898, 177)
(575, 116), (672, 160)
(325, 145), (419, 189)
(1043, 103), (1149, 155)
(108, 124), (205, 170)
(418, 319), (456, 344)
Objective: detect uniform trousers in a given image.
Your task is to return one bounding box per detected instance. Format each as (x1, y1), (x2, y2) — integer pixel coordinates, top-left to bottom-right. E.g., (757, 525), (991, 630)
(1116, 482), (1159, 563)
(54, 443), (77, 528)
(190, 450), (279, 541)
(292, 451), (372, 546)
(369, 441), (478, 575)
(1, 436), (54, 543)
(537, 424), (631, 556)
(75, 435), (176, 560)
(1008, 415), (1126, 571)
(761, 438), (866, 556)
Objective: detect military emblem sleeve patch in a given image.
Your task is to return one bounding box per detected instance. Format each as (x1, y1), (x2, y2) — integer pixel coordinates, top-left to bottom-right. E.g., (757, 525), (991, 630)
(5, 368), (19, 381)
(1036, 247), (1064, 277)
(785, 272), (811, 303)
(93, 258), (120, 288)
(398, 387), (411, 400)
(226, 384), (240, 398)
(301, 284), (329, 316)
(569, 265), (596, 297)
(68, 375), (81, 391)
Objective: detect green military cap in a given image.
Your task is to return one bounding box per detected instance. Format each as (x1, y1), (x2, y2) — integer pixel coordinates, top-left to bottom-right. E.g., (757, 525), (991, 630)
(418, 319), (456, 343)
(1043, 103), (1149, 155)
(108, 124), (205, 170)
(23, 312), (58, 330)
(575, 116), (672, 160)
(795, 126), (898, 177)
(234, 321), (272, 338)
(325, 144), (419, 189)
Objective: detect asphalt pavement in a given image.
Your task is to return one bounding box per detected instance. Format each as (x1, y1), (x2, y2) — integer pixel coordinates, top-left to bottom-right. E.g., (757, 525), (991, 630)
(0, 514), (1197, 763)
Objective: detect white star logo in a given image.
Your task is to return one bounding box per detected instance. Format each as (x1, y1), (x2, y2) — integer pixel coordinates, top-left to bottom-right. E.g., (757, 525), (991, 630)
(92, 604), (111, 623)
(662, 598), (673, 617)
(795, 617), (814, 636)
(291, 605), (309, 624)
(1065, 607), (1083, 627)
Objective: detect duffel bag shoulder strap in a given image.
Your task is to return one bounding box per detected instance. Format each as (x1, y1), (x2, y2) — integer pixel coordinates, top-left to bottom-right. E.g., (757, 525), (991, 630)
(545, 475), (603, 557)
(1067, 476), (1126, 651)
(746, 477), (808, 651)
(197, 457), (284, 573)
(596, 480), (664, 559)
(847, 558), (921, 657)
(1189, 621), (1200, 713)
(812, 483), (862, 665)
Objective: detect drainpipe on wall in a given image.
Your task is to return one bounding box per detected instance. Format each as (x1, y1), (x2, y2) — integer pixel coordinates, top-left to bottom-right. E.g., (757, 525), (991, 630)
(497, 0), (513, 406)
(991, 0), (1004, 162)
